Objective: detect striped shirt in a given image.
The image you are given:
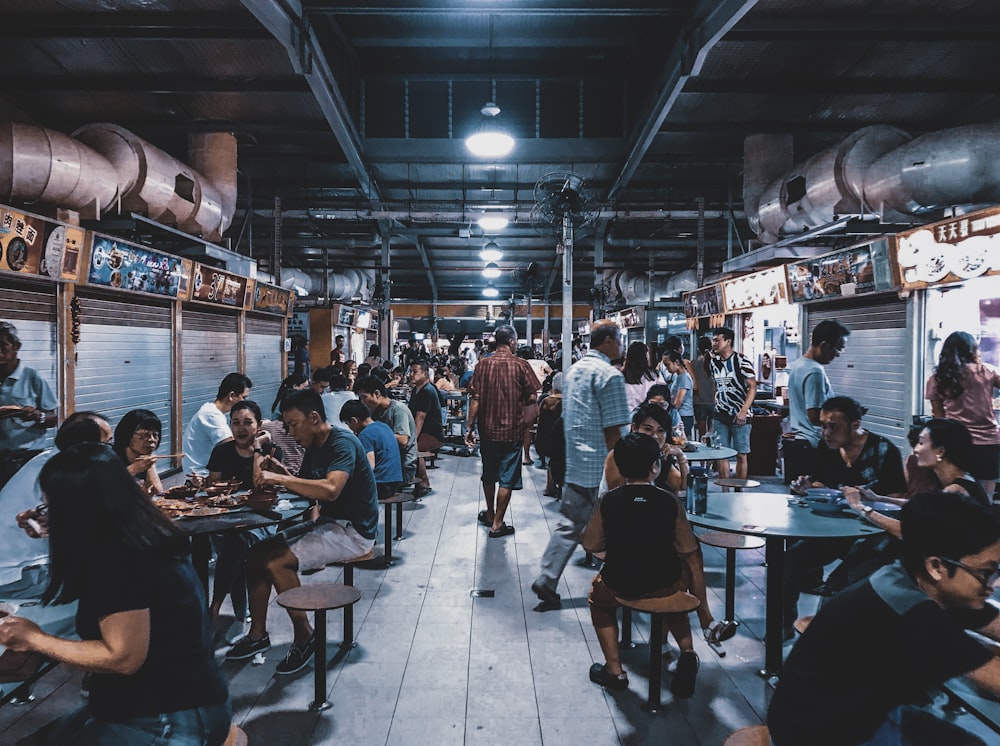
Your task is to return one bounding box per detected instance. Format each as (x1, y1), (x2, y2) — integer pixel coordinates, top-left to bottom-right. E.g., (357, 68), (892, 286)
(468, 348), (538, 442)
(563, 349), (630, 489)
(709, 352), (756, 418)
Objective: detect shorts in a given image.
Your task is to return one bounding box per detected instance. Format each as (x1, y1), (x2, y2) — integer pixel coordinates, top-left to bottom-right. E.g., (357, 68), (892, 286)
(714, 418), (751, 454)
(287, 519), (374, 572)
(588, 573), (687, 629)
(694, 403), (714, 423)
(479, 440), (523, 490)
(968, 443), (1000, 481)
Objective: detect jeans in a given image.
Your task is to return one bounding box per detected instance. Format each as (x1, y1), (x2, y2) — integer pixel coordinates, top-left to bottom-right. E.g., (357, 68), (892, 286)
(534, 483), (599, 592)
(24, 701), (232, 746)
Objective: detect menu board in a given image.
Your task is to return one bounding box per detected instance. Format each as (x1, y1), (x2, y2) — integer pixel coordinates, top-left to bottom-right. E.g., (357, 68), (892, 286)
(0, 208), (45, 276)
(683, 285), (724, 319)
(893, 206), (1000, 290)
(722, 266), (790, 312)
(87, 234), (191, 298)
(250, 280), (294, 316)
(787, 241), (895, 303)
(191, 262), (249, 308)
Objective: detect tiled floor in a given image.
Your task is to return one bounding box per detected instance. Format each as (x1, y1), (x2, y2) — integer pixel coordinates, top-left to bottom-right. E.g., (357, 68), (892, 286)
(1, 453), (993, 744)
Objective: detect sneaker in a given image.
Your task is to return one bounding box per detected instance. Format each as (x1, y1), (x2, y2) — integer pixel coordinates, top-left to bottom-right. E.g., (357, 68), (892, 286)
(670, 651), (699, 698)
(275, 633), (315, 675)
(589, 663), (629, 690)
(225, 633), (271, 661)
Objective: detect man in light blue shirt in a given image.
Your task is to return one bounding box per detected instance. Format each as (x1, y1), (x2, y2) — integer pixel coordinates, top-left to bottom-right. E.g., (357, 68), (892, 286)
(531, 319), (629, 610)
(0, 322), (57, 452)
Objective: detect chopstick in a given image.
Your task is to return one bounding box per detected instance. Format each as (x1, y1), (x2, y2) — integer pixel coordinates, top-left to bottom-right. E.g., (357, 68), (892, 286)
(152, 453), (185, 459)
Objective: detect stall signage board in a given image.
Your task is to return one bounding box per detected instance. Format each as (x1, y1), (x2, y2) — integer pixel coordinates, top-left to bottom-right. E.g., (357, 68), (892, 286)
(251, 280), (294, 316)
(682, 285), (725, 318)
(86, 233), (192, 298)
(892, 206), (1000, 289)
(787, 240), (895, 303)
(721, 266), (790, 312)
(619, 306), (645, 328)
(191, 262), (249, 307)
(0, 206), (86, 282)
(288, 311), (309, 339)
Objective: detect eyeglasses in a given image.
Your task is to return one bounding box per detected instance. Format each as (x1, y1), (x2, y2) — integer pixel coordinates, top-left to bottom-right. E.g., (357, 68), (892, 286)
(939, 557), (1000, 589)
(132, 429), (159, 441)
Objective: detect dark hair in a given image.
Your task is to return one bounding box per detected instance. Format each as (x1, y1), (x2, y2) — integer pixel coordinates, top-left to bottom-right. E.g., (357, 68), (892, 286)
(112, 409), (162, 463)
(0, 321), (21, 348)
(231, 400), (263, 424)
(899, 491), (1000, 579)
(39, 443), (181, 604)
(273, 372), (307, 413)
(312, 366), (335, 384)
(370, 366), (390, 383)
(907, 424), (923, 449)
(613, 432), (662, 479)
(821, 395), (867, 422)
(357, 363), (372, 379)
(282, 389), (327, 422)
(494, 324), (517, 347)
(812, 319), (850, 347)
(922, 418), (975, 473)
(217, 372), (252, 401)
(644, 384), (673, 403)
(590, 321), (619, 349)
(54, 411), (108, 450)
(697, 337), (712, 354)
(623, 342), (656, 385)
(663, 350), (684, 366)
(711, 327), (735, 344)
(632, 402), (673, 431)
(933, 331), (978, 400)
(329, 373), (349, 391)
(354, 375), (388, 397)
(516, 345), (534, 360)
(664, 335), (683, 352)
(368, 344), (381, 359)
(339, 399), (371, 423)
(409, 360), (430, 376)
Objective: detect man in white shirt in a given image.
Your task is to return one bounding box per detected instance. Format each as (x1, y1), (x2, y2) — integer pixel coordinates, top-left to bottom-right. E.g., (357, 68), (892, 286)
(182, 372), (251, 475)
(321, 372), (357, 431)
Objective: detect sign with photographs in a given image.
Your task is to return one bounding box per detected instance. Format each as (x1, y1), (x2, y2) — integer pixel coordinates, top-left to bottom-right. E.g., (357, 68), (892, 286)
(787, 240), (895, 303)
(86, 234), (191, 298)
(721, 266), (790, 312)
(190, 263), (249, 308)
(682, 285), (724, 319)
(250, 280), (294, 316)
(893, 206), (1000, 289)
(0, 208), (45, 276)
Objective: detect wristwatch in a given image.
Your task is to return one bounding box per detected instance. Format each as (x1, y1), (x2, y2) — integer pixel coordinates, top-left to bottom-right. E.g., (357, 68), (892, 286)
(253, 447), (265, 455)
(859, 504), (874, 516)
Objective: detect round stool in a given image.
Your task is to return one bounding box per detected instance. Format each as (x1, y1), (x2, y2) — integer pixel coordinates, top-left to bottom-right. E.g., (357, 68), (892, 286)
(276, 583), (362, 712)
(724, 725), (771, 745)
(713, 478), (761, 492)
(224, 725), (248, 746)
(696, 531), (765, 625)
(379, 491), (415, 564)
(616, 591), (700, 711)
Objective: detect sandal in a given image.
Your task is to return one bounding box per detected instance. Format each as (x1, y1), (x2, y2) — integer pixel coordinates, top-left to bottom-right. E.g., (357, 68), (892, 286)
(705, 619), (737, 644)
(477, 510), (494, 527)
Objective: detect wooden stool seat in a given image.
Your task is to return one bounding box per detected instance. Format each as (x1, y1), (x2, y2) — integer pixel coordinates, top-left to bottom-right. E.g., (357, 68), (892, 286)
(713, 478), (761, 491)
(696, 530), (764, 626)
(276, 582), (362, 711)
(378, 492), (416, 563)
(615, 591), (700, 711)
(418, 449), (439, 468)
(724, 725), (771, 745)
(224, 725), (248, 746)
(793, 615), (813, 635)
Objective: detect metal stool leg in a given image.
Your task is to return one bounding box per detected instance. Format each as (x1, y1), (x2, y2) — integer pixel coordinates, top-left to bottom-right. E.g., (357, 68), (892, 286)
(395, 502), (404, 540)
(621, 607), (633, 647)
(384, 504), (394, 565)
(648, 612), (664, 711)
(725, 547), (736, 621)
(309, 609), (331, 712)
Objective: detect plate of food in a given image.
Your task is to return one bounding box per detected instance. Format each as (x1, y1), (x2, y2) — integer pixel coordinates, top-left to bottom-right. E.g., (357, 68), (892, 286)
(181, 506), (229, 518)
(205, 494), (245, 508)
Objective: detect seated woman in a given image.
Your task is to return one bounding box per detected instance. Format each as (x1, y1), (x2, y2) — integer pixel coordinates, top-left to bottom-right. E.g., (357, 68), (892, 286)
(0, 443), (231, 744)
(582, 433), (702, 697)
(639, 384), (685, 436)
(112, 409), (164, 496)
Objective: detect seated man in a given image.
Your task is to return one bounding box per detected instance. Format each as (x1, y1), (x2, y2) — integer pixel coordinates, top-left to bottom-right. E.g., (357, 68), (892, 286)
(582, 433), (702, 698)
(354, 375), (418, 487)
(340, 399), (404, 499)
(225, 389), (379, 675)
(769, 491), (1000, 746)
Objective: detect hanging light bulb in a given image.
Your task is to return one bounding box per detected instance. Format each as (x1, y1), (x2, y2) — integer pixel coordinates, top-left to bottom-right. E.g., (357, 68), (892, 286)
(480, 241), (503, 262)
(482, 282), (499, 298)
(482, 262), (501, 279)
(478, 215), (509, 232)
(465, 101), (514, 157)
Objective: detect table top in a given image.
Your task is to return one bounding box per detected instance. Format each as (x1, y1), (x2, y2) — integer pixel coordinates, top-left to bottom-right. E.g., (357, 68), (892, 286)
(173, 496), (312, 536)
(681, 443), (737, 462)
(943, 676), (1000, 735)
(685, 492), (886, 540)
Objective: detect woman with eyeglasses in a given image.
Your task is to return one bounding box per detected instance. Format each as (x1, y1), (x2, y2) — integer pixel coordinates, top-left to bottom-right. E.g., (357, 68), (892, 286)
(0, 442), (231, 744)
(112, 409), (164, 496)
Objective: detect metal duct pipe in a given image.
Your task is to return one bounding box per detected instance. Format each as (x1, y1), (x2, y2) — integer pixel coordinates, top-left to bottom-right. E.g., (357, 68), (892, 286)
(0, 122), (119, 216)
(185, 132), (237, 238)
(608, 269), (675, 304)
(278, 268), (375, 301)
(743, 134), (793, 238)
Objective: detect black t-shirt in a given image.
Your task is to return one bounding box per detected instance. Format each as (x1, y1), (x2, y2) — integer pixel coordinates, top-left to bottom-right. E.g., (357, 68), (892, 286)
(205, 440), (283, 489)
(596, 484), (698, 598)
(768, 562), (997, 745)
(409, 383), (444, 441)
(298, 429), (379, 539)
(812, 432), (906, 495)
(75, 540), (229, 722)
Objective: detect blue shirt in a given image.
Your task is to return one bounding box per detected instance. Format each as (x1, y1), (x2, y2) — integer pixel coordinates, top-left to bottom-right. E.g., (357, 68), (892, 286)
(669, 369), (695, 418)
(299, 428), (379, 540)
(787, 356), (833, 447)
(563, 349), (630, 489)
(358, 420), (403, 485)
(0, 362), (57, 450)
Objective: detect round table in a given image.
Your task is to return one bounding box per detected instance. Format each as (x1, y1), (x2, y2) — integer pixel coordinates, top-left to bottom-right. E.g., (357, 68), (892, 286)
(679, 443), (737, 463)
(685, 492), (884, 678)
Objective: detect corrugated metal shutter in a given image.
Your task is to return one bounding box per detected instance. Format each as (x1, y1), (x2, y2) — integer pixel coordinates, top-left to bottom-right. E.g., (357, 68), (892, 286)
(245, 315), (284, 417)
(805, 293), (912, 450)
(75, 292), (173, 453)
(0, 280), (58, 447)
(181, 308), (239, 429)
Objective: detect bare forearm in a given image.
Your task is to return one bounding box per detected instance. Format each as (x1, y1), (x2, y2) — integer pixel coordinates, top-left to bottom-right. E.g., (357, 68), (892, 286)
(28, 632), (143, 675)
(269, 473), (339, 501)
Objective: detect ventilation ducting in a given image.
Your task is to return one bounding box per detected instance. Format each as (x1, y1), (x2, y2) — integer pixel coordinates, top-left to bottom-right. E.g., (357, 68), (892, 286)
(279, 268), (375, 302)
(607, 268), (697, 304)
(0, 121), (236, 241)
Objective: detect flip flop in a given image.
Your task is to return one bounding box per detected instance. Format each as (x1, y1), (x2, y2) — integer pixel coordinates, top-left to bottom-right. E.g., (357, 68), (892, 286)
(477, 510), (493, 527)
(488, 523), (515, 538)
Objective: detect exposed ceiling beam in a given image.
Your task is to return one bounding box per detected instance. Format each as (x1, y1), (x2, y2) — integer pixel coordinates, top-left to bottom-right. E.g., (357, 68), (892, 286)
(349, 36), (641, 48)
(1, 76), (311, 94)
(683, 77), (1000, 95)
(414, 239), (439, 303)
(607, 0), (758, 201)
(5, 12), (271, 39)
(305, 1), (686, 17)
(727, 18), (1000, 42)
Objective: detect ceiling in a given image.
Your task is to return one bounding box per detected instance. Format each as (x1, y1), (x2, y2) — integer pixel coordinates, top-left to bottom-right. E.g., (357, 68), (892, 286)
(3, 0), (1000, 304)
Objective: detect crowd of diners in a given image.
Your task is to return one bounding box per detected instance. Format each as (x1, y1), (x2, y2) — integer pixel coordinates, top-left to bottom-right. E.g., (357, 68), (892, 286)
(0, 313), (998, 745)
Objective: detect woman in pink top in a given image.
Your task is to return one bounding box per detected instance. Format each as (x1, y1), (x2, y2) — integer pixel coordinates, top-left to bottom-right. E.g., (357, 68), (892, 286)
(926, 331), (1000, 496)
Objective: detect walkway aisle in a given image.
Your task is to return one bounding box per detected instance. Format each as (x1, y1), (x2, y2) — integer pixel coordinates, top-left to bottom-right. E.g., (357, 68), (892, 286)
(0, 453), (780, 745)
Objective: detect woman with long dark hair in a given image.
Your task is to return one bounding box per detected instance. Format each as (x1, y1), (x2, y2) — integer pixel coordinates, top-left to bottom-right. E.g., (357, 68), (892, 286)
(272, 371), (308, 416)
(926, 331), (1000, 496)
(112, 408), (164, 495)
(0, 443), (230, 744)
(622, 342), (658, 411)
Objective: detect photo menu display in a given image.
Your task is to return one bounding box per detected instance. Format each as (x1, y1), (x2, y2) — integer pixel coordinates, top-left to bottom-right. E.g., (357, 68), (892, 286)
(87, 234), (190, 298)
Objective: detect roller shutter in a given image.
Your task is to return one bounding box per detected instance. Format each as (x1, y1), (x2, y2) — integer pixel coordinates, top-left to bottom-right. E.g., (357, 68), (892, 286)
(246, 315), (284, 417)
(75, 292), (173, 453)
(805, 293), (912, 450)
(181, 308), (239, 430)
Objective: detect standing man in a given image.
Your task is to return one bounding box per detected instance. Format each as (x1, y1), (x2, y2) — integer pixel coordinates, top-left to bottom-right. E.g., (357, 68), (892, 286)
(465, 325), (538, 538)
(708, 328), (757, 481)
(354, 375), (418, 489)
(785, 320), (850, 482)
(407, 360), (444, 498)
(531, 319), (629, 610)
(182, 372), (252, 476)
(0, 322), (57, 487)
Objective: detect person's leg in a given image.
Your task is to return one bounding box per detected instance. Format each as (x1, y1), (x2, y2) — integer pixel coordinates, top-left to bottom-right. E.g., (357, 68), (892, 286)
(522, 429), (533, 464)
(263, 547), (309, 644)
(664, 611), (693, 652)
(492, 443), (523, 532)
(244, 541), (287, 641)
(492, 487), (513, 530)
(733, 422), (752, 480)
(588, 575), (624, 676)
(534, 484), (597, 593)
(715, 420), (733, 479)
(482, 480), (496, 520)
(209, 533), (242, 619)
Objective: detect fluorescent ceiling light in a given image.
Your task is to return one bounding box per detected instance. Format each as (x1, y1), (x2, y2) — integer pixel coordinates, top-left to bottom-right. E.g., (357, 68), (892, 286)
(482, 282), (499, 298)
(478, 215), (509, 231)
(482, 262), (501, 279)
(480, 241), (503, 262)
(465, 130), (514, 158)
